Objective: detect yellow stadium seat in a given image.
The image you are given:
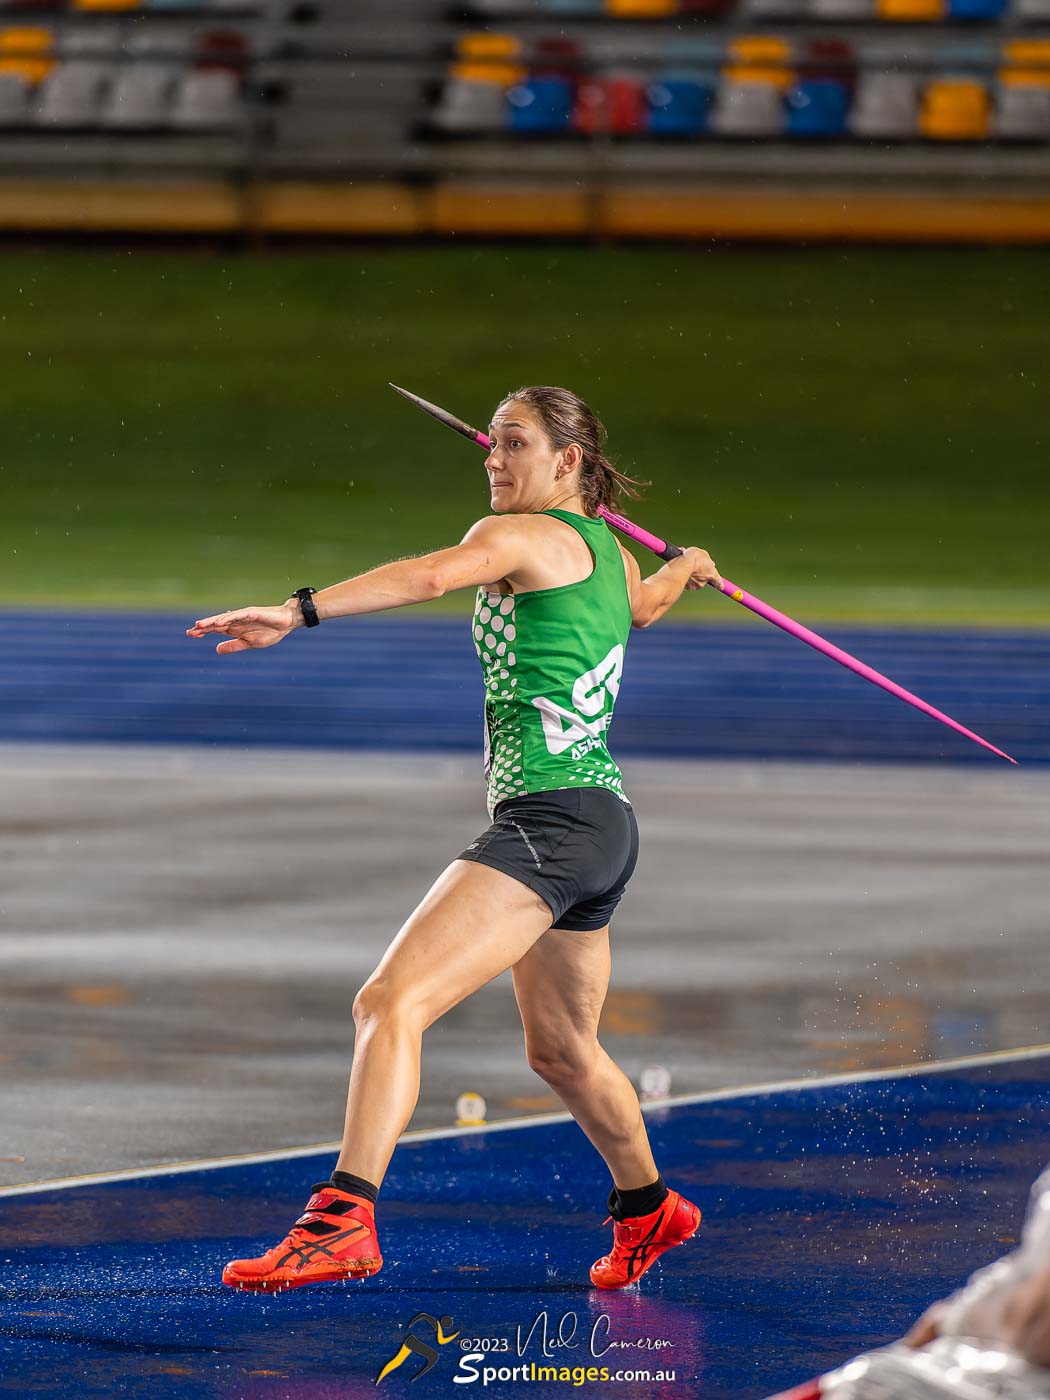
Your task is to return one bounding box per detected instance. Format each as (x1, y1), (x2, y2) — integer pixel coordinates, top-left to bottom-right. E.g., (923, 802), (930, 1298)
(1000, 39), (1050, 87)
(876, 0), (945, 19)
(606, 0), (677, 15)
(919, 78), (989, 138)
(722, 64), (793, 89)
(450, 59), (526, 84)
(456, 33), (521, 60)
(0, 26), (54, 84)
(72, 0), (140, 10)
(724, 37), (792, 90)
(451, 31), (525, 85)
(729, 35), (791, 64)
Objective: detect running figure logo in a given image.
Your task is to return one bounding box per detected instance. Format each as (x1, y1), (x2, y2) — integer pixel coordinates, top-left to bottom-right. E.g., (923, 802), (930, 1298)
(376, 1312), (461, 1383)
(531, 644), (624, 756)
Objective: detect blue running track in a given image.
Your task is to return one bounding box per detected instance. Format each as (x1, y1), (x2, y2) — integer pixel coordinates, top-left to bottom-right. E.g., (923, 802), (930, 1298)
(2, 611), (1046, 764)
(2, 1052), (1048, 1400)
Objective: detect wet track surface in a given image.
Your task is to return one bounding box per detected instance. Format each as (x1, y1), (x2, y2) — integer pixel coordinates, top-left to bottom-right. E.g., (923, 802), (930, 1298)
(1, 743), (1046, 1189)
(1, 1057), (1049, 1400)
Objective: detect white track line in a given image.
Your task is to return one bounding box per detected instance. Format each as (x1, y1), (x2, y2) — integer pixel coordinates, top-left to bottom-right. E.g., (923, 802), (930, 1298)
(2, 1042), (1048, 1200)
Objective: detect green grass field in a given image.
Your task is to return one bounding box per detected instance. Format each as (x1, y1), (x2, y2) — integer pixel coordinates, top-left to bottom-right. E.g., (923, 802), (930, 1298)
(1, 245), (1045, 626)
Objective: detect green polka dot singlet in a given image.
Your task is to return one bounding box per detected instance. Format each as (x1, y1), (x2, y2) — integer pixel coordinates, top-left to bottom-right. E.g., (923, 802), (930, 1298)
(471, 508), (634, 819)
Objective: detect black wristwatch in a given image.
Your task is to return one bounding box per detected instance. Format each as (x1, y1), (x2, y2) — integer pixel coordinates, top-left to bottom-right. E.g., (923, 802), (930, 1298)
(293, 587), (320, 628)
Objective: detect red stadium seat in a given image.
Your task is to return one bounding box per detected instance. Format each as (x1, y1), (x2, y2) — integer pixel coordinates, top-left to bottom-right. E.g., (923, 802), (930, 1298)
(679, 0), (738, 18)
(194, 29), (248, 74)
(572, 74), (645, 133)
(531, 35), (583, 90)
(802, 37), (857, 91)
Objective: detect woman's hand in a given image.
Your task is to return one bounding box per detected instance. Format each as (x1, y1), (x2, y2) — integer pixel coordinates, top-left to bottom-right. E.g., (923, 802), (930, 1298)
(681, 546), (724, 592)
(186, 603), (298, 655)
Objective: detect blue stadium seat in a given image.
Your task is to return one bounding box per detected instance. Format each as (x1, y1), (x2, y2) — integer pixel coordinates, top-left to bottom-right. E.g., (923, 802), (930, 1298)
(507, 76), (572, 132)
(646, 76), (713, 133)
(948, 0), (1007, 18)
(786, 77), (849, 135)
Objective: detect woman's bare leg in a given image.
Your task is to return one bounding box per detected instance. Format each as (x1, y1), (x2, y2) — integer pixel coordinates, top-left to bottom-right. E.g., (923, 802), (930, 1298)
(335, 858), (553, 1187)
(512, 924), (658, 1191)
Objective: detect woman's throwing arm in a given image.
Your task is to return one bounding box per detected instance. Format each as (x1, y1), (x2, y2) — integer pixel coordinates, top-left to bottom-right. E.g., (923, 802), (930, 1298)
(629, 546), (723, 629)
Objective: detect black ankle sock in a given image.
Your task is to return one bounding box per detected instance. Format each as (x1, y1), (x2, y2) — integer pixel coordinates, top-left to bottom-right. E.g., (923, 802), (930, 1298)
(330, 1169), (379, 1204)
(608, 1174), (667, 1221)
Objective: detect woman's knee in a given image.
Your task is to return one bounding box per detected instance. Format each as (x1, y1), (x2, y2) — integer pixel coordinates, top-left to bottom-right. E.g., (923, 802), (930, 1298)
(352, 977), (425, 1030)
(526, 1035), (601, 1086)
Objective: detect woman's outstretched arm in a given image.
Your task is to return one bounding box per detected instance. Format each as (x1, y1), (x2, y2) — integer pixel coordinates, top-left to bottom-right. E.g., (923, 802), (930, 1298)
(186, 515), (530, 655)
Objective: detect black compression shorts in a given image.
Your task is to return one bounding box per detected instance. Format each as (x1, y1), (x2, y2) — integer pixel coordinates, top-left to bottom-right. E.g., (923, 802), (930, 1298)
(455, 787), (640, 932)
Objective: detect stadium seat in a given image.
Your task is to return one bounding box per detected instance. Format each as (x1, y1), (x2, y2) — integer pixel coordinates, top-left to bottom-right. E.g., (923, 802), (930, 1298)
(876, 0), (945, 19)
(71, 0), (139, 12)
(711, 76), (785, 133)
(847, 71), (919, 136)
(725, 36), (793, 91)
(664, 36), (724, 64)
(936, 38), (997, 68)
(0, 25), (54, 84)
(60, 22), (124, 57)
(993, 78), (1050, 137)
(1001, 38), (1050, 81)
(169, 67), (241, 127)
(803, 37), (857, 89)
(100, 60), (178, 125)
(606, 0), (676, 14)
(507, 76), (572, 131)
(146, 0), (201, 9)
(452, 31), (525, 86)
(1014, 0), (1050, 18)
(808, 0), (873, 19)
(125, 25), (191, 60)
(678, 0), (738, 17)
(572, 74), (645, 133)
(194, 29), (248, 73)
(786, 77), (849, 134)
(531, 35), (583, 93)
(994, 41), (1050, 137)
(919, 76), (990, 137)
(0, 70), (31, 124)
(646, 75), (712, 133)
(948, 0), (1006, 18)
(741, 0), (807, 19)
(544, 0), (603, 13)
(35, 59), (113, 123)
(433, 76), (506, 131)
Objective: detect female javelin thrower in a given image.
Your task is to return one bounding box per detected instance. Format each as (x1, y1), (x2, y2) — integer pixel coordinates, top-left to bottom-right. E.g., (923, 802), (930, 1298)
(187, 385), (722, 1293)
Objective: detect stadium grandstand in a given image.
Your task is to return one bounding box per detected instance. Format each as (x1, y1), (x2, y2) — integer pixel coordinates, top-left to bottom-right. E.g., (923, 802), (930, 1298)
(0, 0), (1049, 239)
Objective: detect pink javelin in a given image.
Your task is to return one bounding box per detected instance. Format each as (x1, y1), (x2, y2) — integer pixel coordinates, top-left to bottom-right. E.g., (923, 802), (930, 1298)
(389, 384), (1016, 766)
